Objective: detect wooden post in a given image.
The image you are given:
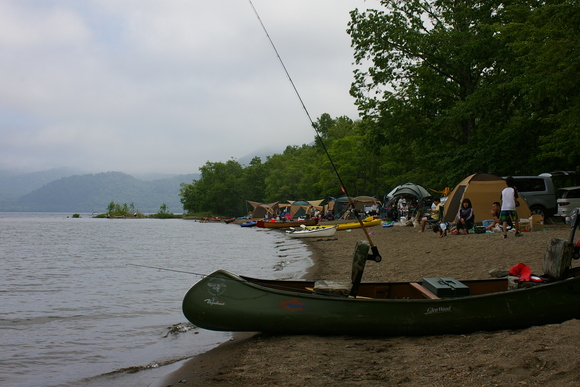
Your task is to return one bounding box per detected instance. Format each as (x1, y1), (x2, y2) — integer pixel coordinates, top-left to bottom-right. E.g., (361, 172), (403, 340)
(349, 240), (370, 297)
(543, 238), (573, 279)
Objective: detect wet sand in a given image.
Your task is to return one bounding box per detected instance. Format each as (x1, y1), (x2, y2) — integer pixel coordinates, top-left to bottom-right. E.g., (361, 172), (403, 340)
(158, 222), (580, 387)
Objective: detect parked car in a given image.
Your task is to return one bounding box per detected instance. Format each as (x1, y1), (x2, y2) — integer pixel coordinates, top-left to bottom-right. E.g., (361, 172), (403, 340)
(556, 186), (580, 218)
(508, 176), (557, 218)
(539, 171), (580, 189)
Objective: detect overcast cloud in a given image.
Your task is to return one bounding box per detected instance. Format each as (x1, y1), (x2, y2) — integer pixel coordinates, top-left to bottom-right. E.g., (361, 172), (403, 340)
(0, 0), (372, 175)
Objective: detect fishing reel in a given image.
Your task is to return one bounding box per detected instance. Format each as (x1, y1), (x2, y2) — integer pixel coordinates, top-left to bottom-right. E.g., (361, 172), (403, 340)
(569, 207), (580, 260)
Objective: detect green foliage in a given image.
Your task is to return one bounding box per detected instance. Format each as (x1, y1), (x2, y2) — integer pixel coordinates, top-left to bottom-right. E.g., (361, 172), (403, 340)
(180, 159), (248, 216)
(501, 0), (580, 169)
(150, 212), (182, 219)
(348, 0), (578, 184)
(180, 1), (578, 215)
(158, 203), (169, 214)
(150, 203), (183, 218)
(105, 200), (143, 217)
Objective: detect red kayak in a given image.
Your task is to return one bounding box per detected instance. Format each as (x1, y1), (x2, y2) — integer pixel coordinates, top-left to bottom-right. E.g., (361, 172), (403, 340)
(256, 218), (318, 229)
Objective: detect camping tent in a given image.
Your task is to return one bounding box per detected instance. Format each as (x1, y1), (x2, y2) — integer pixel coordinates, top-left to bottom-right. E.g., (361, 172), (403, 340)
(247, 201), (279, 218)
(443, 173), (532, 223)
(385, 182), (432, 204)
(353, 196), (381, 212)
(327, 196), (381, 216)
(290, 200), (311, 218)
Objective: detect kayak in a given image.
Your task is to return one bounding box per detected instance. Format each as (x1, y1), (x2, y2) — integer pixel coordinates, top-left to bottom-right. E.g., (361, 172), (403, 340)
(286, 225), (338, 238)
(256, 218), (319, 229)
(336, 217), (382, 230)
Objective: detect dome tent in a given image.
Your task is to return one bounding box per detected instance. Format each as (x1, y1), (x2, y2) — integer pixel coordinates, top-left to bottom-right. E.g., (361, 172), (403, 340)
(443, 173), (531, 224)
(384, 183), (432, 206)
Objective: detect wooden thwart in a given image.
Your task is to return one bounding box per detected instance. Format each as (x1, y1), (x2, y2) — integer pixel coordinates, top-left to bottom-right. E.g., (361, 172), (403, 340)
(410, 282), (440, 299)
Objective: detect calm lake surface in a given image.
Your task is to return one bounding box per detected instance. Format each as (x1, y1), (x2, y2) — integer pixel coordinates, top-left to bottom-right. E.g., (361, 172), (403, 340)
(0, 213), (312, 387)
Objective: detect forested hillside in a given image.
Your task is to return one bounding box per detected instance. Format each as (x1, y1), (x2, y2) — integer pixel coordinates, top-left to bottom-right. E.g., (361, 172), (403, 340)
(180, 1), (579, 217)
(8, 172), (198, 213)
(0, 168), (81, 202)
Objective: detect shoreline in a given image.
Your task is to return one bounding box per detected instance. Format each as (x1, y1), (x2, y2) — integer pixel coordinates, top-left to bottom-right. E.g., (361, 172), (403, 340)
(156, 223), (580, 386)
(153, 230), (321, 387)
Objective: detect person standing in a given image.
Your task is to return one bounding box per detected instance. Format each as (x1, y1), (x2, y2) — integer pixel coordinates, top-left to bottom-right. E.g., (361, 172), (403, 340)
(501, 176), (523, 239)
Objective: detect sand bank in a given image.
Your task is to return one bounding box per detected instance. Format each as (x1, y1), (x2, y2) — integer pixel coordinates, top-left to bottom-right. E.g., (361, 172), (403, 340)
(158, 223), (580, 386)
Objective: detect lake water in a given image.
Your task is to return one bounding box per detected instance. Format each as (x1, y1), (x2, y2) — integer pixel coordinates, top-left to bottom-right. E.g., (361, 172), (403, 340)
(0, 213), (312, 387)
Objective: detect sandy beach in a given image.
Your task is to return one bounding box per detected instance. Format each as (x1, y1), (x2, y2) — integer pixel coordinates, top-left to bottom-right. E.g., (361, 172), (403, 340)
(158, 221), (580, 387)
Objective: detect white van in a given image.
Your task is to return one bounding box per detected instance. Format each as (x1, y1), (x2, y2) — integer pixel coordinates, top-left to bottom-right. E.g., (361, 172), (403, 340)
(556, 186), (580, 218)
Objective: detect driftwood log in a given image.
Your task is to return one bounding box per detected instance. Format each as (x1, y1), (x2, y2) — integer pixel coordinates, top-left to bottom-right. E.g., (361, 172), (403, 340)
(543, 238), (573, 279)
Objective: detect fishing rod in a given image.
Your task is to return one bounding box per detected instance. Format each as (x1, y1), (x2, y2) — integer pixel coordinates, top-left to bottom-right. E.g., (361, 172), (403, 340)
(127, 264), (207, 277)
(128, 263), (321, 293)
(247, 0), (382, 262)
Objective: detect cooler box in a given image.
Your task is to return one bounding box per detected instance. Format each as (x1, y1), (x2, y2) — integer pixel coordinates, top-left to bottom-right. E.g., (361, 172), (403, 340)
(422, 277), (470, 298)
(530, 215), (544, 231)
(482, 219), (494, 228)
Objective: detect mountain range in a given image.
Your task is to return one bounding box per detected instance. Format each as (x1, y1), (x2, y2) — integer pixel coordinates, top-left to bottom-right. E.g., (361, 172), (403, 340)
(0, 169), (199, 213)
(0, 147), (280, 213)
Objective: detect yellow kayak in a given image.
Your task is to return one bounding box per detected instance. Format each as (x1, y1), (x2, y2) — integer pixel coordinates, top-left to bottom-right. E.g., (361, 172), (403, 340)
(336, 217), (382, 231)
(303, 225), (337, 230)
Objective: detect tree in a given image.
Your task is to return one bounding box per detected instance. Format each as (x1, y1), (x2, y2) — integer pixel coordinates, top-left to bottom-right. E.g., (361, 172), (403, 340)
(349, 0), (580, 182)
(348, 0), (525, 183)
(242, 156), (268, 202)
(158, 203), (169, 214)
(263, 146), (314, 202)
(502, 0), (580, 169)
(180, 159), (247, 216)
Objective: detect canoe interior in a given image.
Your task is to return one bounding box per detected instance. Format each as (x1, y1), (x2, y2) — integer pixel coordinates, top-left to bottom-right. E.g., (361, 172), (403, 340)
(242, 265), (580, 300)
(243, 276), (508, 299)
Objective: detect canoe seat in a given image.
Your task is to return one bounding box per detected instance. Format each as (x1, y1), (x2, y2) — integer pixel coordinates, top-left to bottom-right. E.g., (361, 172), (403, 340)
(409, 282), (440, 299)
(313, 280), (352, 296)
(313, 240), (371, 297)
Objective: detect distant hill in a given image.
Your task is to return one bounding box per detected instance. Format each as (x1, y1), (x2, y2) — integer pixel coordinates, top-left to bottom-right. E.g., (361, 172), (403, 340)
(237, 146), (283, 166)
(0, 167), (82, 202)
(0, 171), (199, 213)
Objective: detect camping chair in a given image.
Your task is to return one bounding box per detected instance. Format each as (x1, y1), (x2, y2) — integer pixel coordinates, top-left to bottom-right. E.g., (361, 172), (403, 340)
(427, 205), (444, 230)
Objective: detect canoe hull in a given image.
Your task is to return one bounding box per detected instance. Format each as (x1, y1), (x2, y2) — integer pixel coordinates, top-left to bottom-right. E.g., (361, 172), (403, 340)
(183, 270), (580, 336)
(286, 225), (338, 238)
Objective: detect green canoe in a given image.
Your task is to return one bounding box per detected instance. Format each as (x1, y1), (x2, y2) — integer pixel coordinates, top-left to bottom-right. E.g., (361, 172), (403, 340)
(183, 234), (580, 336)
(183, 212), (580, 335)
(182, 267), (580, 336)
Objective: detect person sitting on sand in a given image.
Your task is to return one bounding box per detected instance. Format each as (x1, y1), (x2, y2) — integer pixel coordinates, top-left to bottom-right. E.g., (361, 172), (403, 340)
(398, 196), (408, 220)
(486, 201), (511, 231)
(432, 221), (450, 238)
(486, 202), (501, 231)
(419, 198), (442, 232)
(456, 198), (475, 234)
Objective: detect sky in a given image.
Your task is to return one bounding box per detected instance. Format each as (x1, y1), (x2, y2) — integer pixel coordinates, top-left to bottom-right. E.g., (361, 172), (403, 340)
(0, 0), (373, 176)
